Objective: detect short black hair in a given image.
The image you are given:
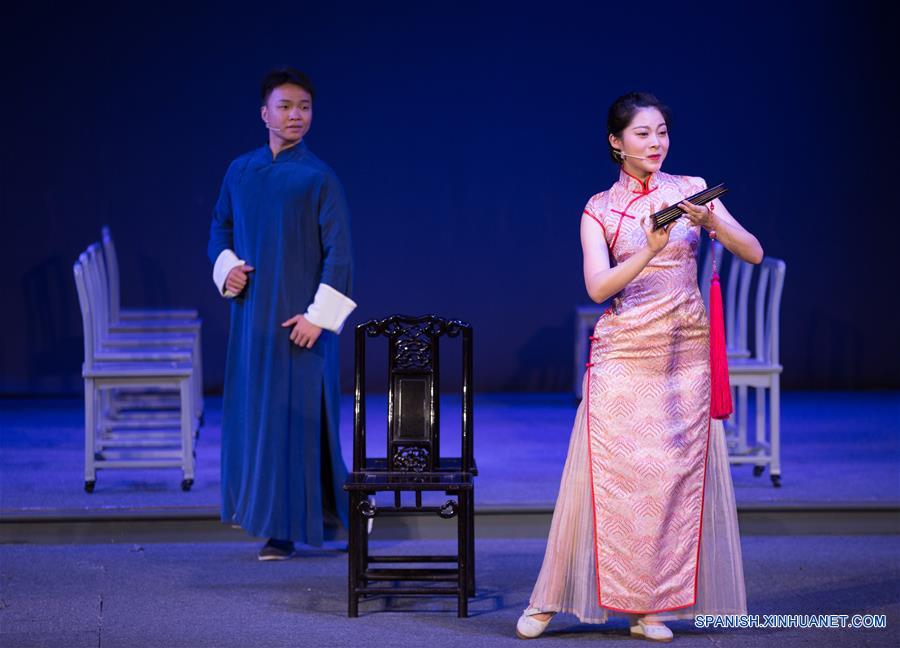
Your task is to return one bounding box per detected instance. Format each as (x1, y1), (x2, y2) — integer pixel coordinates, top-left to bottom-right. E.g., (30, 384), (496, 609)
(260, 67), (315, 105)
(606, 92), (671, 165)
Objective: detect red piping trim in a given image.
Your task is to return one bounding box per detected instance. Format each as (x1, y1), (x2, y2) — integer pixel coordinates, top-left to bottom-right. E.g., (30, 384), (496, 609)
(597, 600), (698, 615)
(610, 215), (626, 251)
(585, 336), (604, 607)
(609, 212), (634, 250)
(583, 209), (606, 236)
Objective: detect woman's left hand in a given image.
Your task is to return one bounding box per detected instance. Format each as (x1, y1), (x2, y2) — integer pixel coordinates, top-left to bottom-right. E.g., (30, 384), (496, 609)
(679, 199), (716, 230)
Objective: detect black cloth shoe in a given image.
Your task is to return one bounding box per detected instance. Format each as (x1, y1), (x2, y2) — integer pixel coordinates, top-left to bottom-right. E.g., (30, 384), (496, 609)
(258, 538), (295, 561)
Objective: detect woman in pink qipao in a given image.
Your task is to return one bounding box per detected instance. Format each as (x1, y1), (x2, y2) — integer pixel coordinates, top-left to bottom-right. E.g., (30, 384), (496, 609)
(516, 92), (763, 643)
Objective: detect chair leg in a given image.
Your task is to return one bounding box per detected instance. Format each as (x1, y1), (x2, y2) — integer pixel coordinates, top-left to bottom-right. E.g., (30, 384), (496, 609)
(84, 379), (97, 487)
(770, 377), (781, 486)
(467, 489), (475, 593)
(737, 385), (749, 452)
(194, 331), (204, 419)
(361, 494), (370, 589)
(457, 493), (468, 618)
(348, 491), (360, 618)
(180, 378), (195, 483)
(755, 387), (765, 450)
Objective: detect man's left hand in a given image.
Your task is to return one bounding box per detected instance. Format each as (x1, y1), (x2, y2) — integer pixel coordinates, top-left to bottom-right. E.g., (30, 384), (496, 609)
(281, 315), (322, 349)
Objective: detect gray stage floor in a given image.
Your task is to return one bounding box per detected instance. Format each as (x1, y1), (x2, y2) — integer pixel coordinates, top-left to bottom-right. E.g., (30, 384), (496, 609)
(1, 535), (896, 647)
(1, 392), (898, 514)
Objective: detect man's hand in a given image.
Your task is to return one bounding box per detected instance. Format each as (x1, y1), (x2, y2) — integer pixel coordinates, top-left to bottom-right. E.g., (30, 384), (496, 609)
(225, 264), (254, 295)
(281, 314), (322, 349)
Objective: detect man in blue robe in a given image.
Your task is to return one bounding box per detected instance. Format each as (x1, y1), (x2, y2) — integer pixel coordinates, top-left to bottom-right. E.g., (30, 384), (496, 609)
(207, 68), (356, 560)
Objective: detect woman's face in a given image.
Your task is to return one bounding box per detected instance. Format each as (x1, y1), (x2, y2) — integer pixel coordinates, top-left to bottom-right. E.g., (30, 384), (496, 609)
(609, 107), (669, 176)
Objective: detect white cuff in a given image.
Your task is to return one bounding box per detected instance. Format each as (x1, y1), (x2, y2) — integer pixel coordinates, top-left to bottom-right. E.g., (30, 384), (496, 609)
(213, 249), (245, 298)
(304, 283), (357, 333)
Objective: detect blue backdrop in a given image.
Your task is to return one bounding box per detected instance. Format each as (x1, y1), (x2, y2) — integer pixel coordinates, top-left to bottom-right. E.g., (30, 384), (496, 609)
(3, 1), (892, 393)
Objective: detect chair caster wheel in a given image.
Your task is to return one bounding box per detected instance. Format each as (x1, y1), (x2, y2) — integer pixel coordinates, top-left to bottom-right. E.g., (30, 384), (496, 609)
(84, 480), (95, 493)
(753, 465), (765, 477)
(771, 475), (781, 488)
(181, 479), (194, 491)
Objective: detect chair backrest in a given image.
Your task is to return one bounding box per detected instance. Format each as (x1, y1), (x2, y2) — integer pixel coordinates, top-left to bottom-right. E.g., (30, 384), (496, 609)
(83, 244), (112, 341)
(698, 238), (723, 308)
(725, 251), (753, 354)
(353, 315), (473, 474)
(101, 226), (121, 322)
(753, 257), (786, 365)
(72, 255), (96, 371)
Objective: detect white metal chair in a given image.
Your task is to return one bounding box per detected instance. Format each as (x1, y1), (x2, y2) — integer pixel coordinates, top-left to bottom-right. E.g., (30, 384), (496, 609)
(726, 257), (786, 487)
(84, 244), (202, 412)
(721, 250), (754, 454)
(100, 228), (205, 419)
(74, 250), (198, 492)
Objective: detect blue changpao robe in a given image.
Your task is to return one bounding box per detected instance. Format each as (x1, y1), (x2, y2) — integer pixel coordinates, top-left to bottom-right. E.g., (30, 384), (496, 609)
(207, 141), (353, 545)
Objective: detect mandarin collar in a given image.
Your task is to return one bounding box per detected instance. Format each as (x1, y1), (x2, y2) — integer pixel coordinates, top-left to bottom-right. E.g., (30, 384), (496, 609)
(618, 167), (658, 194)
(263, 139), (308, 163)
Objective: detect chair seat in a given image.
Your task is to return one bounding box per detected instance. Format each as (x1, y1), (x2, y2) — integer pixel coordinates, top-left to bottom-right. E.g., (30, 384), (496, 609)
(344, 471), (473, 491)
(729, 359), (783, 375)
(83, 361), (192, 379)
(104, 331), (196, 345)
(120, 308), (200, 320)
(95, 348), (192, 362)
(100, 340), (195, 354)
(112, 319), (202, 333)
(364, 457), (478, 476)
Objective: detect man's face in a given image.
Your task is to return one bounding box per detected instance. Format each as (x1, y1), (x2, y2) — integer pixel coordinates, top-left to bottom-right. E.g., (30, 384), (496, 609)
(261, 84), (313, 143)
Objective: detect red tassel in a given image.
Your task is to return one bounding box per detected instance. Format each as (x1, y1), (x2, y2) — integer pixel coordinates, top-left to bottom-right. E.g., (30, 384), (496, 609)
(709, 270), (733, 420)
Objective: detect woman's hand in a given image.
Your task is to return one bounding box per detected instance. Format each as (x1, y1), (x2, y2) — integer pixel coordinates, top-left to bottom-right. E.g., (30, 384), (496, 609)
(679, 199), (716, 230)
(641, 202), (673, 255)
(281, 314), (322, 349)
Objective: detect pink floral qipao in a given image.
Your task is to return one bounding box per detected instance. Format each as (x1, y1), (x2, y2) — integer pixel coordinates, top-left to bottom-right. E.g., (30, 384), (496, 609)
(527, 168), (746, 621)
(584, 169), (711, 613)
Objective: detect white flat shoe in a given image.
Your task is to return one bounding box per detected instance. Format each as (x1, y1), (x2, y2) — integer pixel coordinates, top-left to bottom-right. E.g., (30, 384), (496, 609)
(516, 607), (554, 639)
(630, 619), (673, 642)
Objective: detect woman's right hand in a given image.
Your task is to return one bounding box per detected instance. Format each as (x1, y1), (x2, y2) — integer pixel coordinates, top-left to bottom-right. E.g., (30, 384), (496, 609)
(641, 202), (673, 255)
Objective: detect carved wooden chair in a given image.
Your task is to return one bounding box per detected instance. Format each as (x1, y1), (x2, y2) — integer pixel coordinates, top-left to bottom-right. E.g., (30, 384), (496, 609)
(344, 315), (476, 617)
